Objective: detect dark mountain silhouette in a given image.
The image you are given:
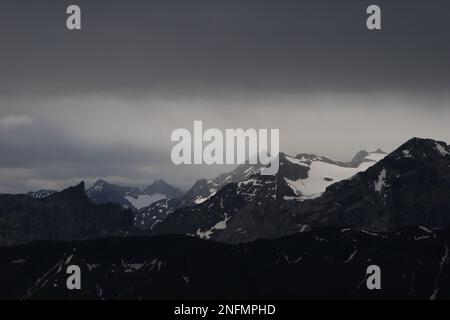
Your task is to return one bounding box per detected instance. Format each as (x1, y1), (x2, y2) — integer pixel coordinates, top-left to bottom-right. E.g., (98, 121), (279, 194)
(1, 225), (449, 299)
(0, 182), (146, 246)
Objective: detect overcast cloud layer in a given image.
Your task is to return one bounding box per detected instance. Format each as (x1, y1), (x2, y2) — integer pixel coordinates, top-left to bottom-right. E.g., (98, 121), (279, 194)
(1, 0), (449, 193)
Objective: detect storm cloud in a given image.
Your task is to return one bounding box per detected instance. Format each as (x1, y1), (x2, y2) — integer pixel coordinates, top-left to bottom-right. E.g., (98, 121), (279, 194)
(0, 0), (449, 193)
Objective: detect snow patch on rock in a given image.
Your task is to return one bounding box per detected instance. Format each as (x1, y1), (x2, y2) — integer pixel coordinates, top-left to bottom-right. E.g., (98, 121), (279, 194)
(402, 150), (412, 158)
(435, 142), (449, 156)
(125, 194), (166, 210)
(196, 213), (231, 240)
(374, 169), (387, 193)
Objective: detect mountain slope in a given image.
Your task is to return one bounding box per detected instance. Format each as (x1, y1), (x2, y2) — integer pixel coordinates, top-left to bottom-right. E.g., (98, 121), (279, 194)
(134, 198), (181, 230)
(135, 163), (263, 230)
(183, 163), (263, 205)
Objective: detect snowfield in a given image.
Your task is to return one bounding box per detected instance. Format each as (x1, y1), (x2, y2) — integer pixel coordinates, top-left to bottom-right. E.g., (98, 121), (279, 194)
(284, 151), (386, 200)
(125, 194), (166, 210)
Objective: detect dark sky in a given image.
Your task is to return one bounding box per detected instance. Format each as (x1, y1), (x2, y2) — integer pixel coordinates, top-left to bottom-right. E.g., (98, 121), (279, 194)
(1, 0), (449, 192)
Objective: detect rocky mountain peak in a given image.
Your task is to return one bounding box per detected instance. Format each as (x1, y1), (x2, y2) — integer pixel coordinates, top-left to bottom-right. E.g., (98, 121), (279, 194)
(49, 181), (87, 202)
(375, 138), (449, 166)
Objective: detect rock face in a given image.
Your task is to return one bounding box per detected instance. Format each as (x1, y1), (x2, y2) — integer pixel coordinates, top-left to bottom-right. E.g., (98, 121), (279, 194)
(134, 198), (181, 230)
(182, 163), (264, 205)
(1, 226), (450, 300)
(0, 182), (143, 246)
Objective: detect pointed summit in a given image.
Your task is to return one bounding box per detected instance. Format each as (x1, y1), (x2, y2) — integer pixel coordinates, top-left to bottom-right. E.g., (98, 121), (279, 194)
(389, 137), (450, 160)
(349, 150), (369, 167)
(63, 181), (85, 195)
(92, 178), (108, 188)
(150, 179), (170, 188)
(144, 179), (183, 199)
(50, 181), (87, 202)
(348, 149), (386, 167)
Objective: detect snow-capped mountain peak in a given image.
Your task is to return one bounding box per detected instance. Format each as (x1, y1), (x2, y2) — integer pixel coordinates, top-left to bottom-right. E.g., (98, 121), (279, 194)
(242, 149), (388, 201)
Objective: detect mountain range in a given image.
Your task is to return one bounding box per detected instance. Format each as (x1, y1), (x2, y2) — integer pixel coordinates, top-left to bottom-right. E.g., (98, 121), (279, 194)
(1, 137), (450, 299)
(3, 137), (449, 246)
(154, 138), (450, 243)
(137, 149), (386, 231)
(153, 149), (388, 241)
